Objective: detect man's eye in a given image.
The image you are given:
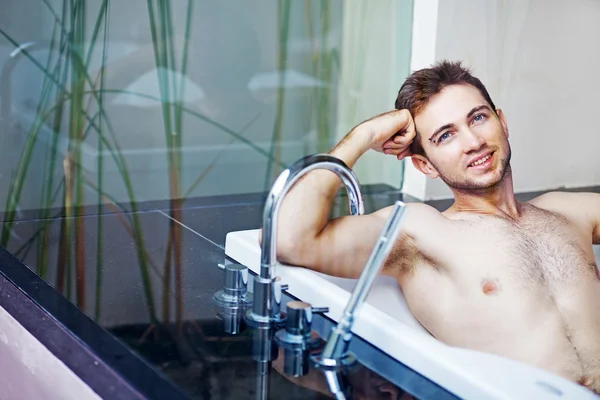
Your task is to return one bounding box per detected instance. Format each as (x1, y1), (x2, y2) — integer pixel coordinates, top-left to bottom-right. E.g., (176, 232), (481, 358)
(473, 113), (486, 122)
(438, 132), (451, 143)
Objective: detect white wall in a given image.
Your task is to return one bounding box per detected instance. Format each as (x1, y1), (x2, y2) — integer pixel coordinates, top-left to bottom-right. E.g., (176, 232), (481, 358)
(404, 0), (600, 200)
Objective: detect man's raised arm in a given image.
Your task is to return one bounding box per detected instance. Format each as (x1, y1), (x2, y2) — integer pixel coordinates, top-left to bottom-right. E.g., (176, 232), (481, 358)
(262, 110), (416, 279)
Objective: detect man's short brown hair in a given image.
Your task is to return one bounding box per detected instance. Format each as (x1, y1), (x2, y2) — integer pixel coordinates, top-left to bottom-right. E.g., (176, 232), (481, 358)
(394, 60), (497, 156)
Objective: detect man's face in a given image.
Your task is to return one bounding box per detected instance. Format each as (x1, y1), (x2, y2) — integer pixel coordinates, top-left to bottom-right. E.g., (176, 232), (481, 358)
(413, 84), (511, 191)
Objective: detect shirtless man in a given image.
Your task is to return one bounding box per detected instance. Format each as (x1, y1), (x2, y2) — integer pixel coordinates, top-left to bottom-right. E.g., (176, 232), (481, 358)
(271, 60), (600, 394)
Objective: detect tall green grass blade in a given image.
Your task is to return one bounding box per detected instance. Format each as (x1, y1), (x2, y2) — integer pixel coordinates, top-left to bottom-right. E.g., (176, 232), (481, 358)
(95, 0), (110, 320)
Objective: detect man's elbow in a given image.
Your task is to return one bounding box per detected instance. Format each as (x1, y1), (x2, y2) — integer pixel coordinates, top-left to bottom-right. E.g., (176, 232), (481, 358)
(258, 227), (306, 266)
(275, 237), (304, 265)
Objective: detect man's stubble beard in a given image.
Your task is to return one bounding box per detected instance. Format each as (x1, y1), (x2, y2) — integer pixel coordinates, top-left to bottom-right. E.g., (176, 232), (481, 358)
(429, 145), (512, 192)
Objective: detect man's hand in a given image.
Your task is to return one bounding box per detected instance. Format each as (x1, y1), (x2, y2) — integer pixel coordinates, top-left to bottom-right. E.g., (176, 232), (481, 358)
(359, 109), (416, 160)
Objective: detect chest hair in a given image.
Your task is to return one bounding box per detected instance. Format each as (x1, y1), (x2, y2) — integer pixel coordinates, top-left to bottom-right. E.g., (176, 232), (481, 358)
(500, 206), (592, 288)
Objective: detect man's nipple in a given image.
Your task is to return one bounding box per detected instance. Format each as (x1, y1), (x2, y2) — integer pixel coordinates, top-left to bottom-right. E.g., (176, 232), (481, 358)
(481, 278), (500, 295)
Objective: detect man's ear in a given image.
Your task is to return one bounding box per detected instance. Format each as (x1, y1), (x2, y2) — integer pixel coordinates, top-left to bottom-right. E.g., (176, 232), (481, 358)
(496, 108), (509, 139)
(411, 155), (439, 179)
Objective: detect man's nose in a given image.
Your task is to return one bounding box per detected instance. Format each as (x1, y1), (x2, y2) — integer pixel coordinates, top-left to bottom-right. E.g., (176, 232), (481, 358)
(462, 128), (485, 152)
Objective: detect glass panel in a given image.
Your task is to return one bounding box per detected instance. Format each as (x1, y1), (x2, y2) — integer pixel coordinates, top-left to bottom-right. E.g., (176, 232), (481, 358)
(0, 1), (348, 210)
(0, 1), (418, 399)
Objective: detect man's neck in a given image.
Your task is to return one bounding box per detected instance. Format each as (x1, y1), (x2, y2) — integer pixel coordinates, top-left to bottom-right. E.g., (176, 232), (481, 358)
(448, 168), (521, 219)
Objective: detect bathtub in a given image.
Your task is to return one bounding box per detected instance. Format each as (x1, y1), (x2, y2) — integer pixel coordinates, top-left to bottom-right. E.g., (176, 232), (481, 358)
(225, 229), (600, 400)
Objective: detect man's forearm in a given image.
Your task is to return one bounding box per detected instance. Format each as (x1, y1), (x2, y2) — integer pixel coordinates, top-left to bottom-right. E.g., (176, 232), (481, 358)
(274, 127), (371, 253)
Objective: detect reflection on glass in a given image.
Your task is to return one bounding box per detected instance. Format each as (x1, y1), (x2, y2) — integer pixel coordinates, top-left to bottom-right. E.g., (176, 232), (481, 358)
(273, 344), (417, 400)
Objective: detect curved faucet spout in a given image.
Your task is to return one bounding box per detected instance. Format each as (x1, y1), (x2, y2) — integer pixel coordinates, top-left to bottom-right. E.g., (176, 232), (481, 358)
(246, 154), (364, 367)
(260, 153), (364, 280)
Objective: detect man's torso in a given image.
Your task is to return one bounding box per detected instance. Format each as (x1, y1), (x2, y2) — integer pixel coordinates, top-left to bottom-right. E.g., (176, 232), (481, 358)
(394, 196), (600, 392)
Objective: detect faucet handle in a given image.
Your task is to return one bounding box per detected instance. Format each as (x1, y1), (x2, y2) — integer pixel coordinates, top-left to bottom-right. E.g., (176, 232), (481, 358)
(214, 263), (253, 335)
(223, 263), (249, 298)
(285, 301), (329, 337)
(215, 263), (251, 304)
(275, 301), (329, 378)
(270, 276), (288, 326)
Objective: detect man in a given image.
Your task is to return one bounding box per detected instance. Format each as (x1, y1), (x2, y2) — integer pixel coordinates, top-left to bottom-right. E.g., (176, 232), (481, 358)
(272, 60), (600, 394)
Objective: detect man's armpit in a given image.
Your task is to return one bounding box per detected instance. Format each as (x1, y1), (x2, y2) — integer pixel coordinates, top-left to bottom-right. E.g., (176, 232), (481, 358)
(382, 234), (421, 277)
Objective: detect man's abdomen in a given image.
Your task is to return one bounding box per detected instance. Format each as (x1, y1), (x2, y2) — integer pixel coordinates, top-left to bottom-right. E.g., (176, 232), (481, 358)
(417, 279), (598, 391)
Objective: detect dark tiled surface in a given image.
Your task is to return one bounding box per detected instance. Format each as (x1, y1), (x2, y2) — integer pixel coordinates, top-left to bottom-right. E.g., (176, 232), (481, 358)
(174, 203), (264, 248)
(0, 192), (267, 224)
(5, 211), (228, 326)
(0, 183), (402, 226)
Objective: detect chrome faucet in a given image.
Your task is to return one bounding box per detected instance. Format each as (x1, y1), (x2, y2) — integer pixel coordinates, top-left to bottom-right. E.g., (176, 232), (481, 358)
(246, 153), (365, 327)
(214, 153), (382, 398)
(209, 153), (363, 400)
(233, 153), (365, 391)
(312, 200), (408, 399)
(214, 154), (364, 337)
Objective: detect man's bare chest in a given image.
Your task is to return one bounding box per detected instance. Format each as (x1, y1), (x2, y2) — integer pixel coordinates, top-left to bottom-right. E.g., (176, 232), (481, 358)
(446, 206), (598, 290)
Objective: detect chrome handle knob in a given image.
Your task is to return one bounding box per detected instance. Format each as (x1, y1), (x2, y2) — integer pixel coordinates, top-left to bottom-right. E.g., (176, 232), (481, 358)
(285, 301), (329, 337)
(275, 301), (329, 377)
(214, 263), (253, 335)
(223, 263), (249, 299)
(214, 263), (251, 306)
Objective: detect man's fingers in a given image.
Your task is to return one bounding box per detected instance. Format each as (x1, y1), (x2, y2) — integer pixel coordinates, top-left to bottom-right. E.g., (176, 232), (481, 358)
(393, 131), (414, 142)
(395, 128), (415, 142)
(399, 125), (416, 142)
(392, 109), (416, 140)
(371, 109), (416, 139)
(384, 146), (411, 156)
(383, 140), (405, 150)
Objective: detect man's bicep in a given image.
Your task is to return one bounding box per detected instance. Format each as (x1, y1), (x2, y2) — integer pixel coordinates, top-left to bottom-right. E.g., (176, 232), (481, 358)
(296, 206), (400, 279)
(308, 202), (442, 279)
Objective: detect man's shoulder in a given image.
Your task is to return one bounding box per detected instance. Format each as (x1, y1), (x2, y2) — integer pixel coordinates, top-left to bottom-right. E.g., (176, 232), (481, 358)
(529, 190), (597, 205)
(528, 190), (569, 207)
(373, 201), (444, 219)
(528, 190), (599, 220)
(381, 202), (452, 243)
